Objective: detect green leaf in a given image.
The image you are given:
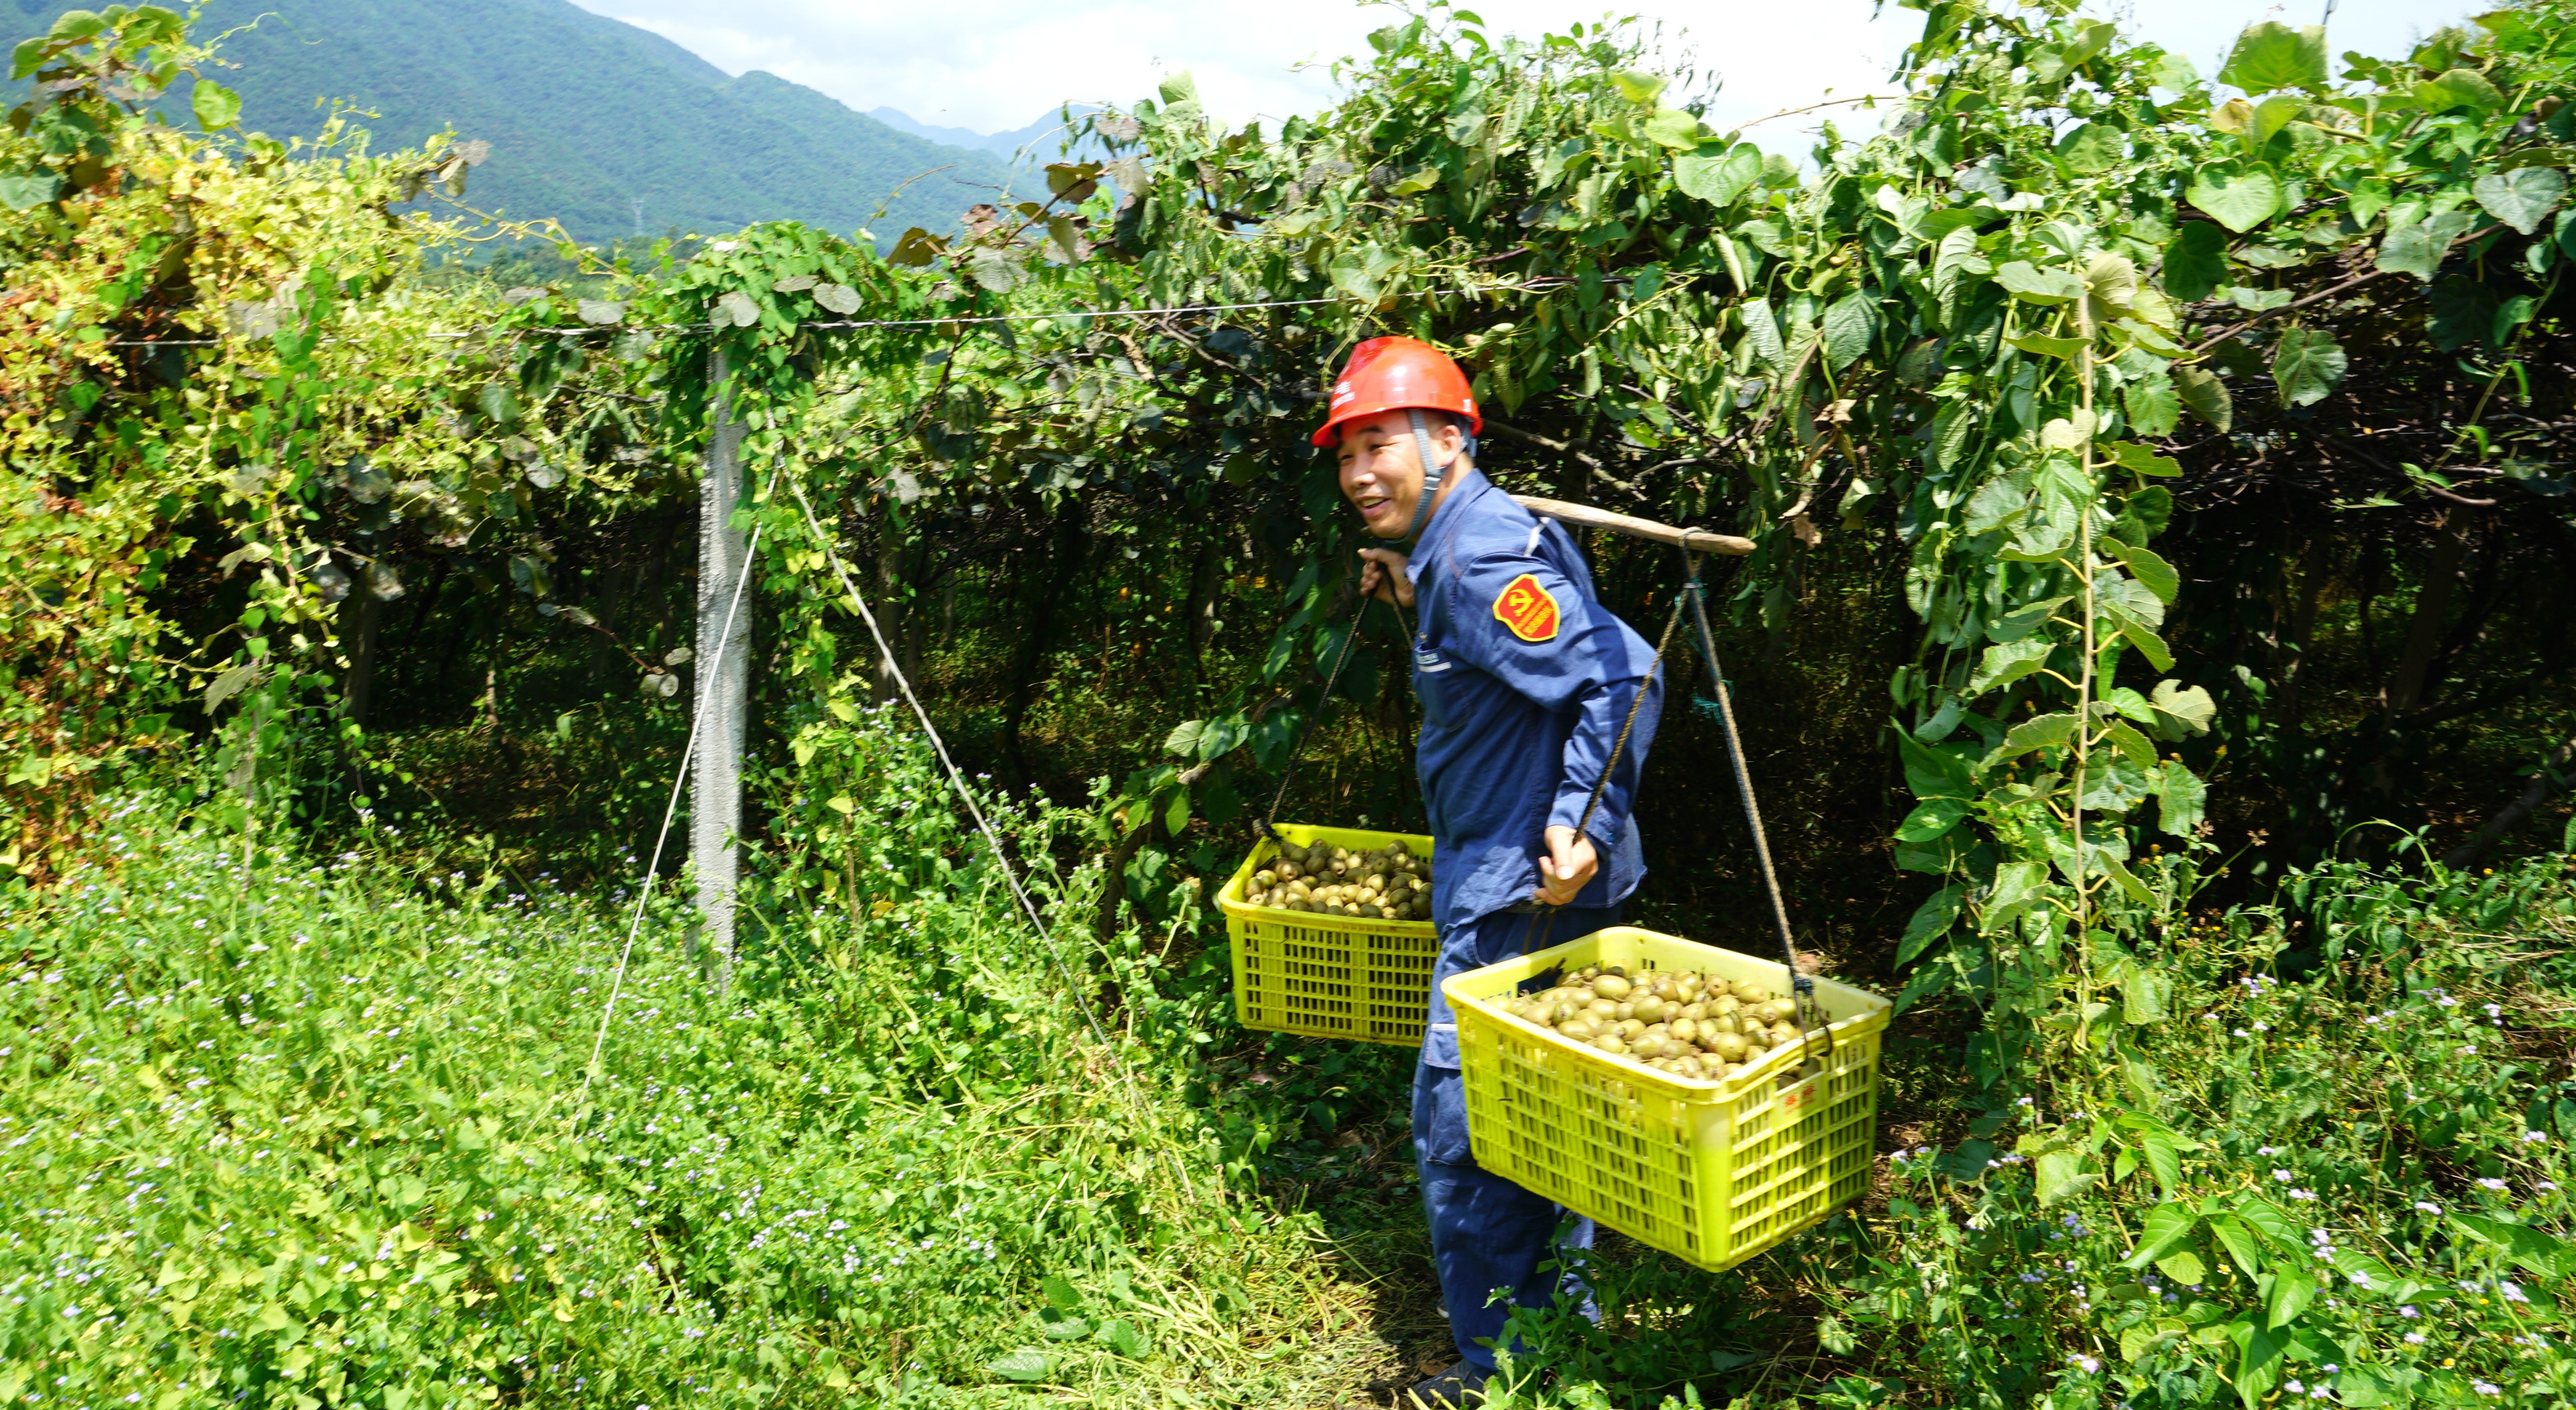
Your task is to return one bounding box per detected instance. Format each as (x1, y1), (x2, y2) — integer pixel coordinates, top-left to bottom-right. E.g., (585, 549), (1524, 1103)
(2150, 680), (2215, 734)
(2270, 328), (2347, 407)
(2149, 51), (2200, 91)
(1094, 1319), (1151, 1358)
(2106, 442), (2182, 479)
(1643, 108), (1704, 150)
(2174, 366), (2233, 432)
(2055, 122), (2124, 174)
(2233, 1318), (2286, 1410)
(2008, 331), (2088, 359)
(2036, 1148), (2100, 1206)
(1897, 884), (1967, 965)
(2106, 720), (2158, 769)
(2117, 618), (2175, 672)
(1898, 731), (1977, 800)
(2451, 1213), (2572, 1277)
(967, 247), (1024, 292)
(2219, 22), (2327, 92)
(1969, 639), (2055, 696)
(2187, 165), (2283, 233)
(2162, 220), (2229, 301)
(2156, 1248), (2207, 1285)
(2428, 273), (2500, 352)
(2122, 373), (2180, 438)
(2206, 1214), (2266, 1276)
(1163, 720), (1206, 757)
(1994, 711), (2078, 760)
(2126, 1202), (2199, 1267)
(1895, 796), (1972, 842)
(2110, 543), (2180, 603)
(2122, 968), (2169, 1025)
(1737, 296), (1786, 370)
(2416, 67), (2505, 113)
(1040, 1275), (1083, 1311)
(1995, 260), (2085, 304)
(2265, 1267), (2316, 1329)
(9, 38), (50, 82)
(2473, 167), (2566, 236)
(2134, 1124), (2183, 1190)
(986, 1349), (1053, 1382)
(1613, 69), (1666, 105)
(1932, 1138), (1996, 1181)
(1675, 142), (1761, 206)
(2377, 220), (2451, 282)
(1981, 861), (2051, 931)
(193, 80), (242, 132)
(2335, 1365), (2420, 1408)
(0, 171), (60, 211)
(1821, 291), (1877, 371)
(2097, 853), (2155, 903)
(2156, 765), (2207, 836)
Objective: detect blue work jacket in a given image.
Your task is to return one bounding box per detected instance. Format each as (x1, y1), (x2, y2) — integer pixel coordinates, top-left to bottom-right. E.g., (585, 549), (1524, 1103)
(1403, 468), (1662, 939)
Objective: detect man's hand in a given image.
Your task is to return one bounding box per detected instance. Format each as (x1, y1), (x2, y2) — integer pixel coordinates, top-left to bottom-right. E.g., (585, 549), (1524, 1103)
(1357, 548), (1414, 609)
(1534, 825), (1598, 907)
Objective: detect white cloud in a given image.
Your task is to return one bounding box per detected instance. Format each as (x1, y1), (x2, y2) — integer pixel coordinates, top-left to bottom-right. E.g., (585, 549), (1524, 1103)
(569, 0), (2490, 144)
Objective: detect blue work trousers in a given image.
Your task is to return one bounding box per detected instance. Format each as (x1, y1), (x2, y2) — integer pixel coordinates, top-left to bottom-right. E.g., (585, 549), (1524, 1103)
(1414, 902), (1619, 1371)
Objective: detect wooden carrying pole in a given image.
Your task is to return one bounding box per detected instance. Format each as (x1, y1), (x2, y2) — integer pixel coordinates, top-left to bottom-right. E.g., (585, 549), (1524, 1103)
(1511, 496), (1755, 556)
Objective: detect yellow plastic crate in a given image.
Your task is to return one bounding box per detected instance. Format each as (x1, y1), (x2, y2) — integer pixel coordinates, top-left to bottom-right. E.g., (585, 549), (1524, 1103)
(1444, 925), (1890, 1271)
(1217, 823), (1439, 1045)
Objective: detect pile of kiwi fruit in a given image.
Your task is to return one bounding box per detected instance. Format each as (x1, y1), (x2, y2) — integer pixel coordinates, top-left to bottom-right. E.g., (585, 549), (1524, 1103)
(1498, 963), (1823, 1081)
(1242, 837), (1432, 922)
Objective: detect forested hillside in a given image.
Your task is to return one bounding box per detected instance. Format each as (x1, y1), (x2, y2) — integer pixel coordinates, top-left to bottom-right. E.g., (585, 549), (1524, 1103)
(0, 0), (1025, 242)
(5, 1), (2576, 1407)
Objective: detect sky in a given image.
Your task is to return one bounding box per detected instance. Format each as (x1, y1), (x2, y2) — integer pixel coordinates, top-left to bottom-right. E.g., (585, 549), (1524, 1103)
(568, 0), (2488, 141)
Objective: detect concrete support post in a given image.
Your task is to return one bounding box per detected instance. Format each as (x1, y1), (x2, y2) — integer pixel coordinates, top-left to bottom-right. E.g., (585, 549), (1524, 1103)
(692, 352), (750, 990)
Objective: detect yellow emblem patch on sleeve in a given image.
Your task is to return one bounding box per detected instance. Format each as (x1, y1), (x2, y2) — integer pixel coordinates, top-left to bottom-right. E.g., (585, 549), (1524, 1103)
(1492, 573), (1561, 642)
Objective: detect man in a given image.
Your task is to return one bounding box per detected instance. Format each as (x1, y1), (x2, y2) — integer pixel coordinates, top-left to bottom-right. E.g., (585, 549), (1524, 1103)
(1317, 336), (1662, 1408)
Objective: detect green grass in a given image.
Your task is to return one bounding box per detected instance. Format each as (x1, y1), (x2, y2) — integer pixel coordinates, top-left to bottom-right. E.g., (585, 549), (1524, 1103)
(0, 729), (1425, 1409)
(14, 721), (2576, 1410)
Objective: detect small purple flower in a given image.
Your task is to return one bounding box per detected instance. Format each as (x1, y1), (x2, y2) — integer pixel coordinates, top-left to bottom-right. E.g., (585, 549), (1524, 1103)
(2480, 1177), (2509, 1191)
(2274, 1169), (2295, 1182)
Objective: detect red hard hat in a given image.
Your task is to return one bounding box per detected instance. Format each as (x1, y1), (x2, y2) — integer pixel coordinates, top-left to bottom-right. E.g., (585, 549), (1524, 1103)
(1310, 335), (1481, 448)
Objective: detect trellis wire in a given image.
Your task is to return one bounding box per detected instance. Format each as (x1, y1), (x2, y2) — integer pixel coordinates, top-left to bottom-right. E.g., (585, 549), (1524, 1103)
(100, 275), (1596, 348)
(784, 474), (1135, 1074)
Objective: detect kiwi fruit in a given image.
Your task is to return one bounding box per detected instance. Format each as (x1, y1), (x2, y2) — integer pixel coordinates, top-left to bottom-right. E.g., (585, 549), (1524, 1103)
(1246, 837), (1434, 921)
(1482, 961), (1830, 1081)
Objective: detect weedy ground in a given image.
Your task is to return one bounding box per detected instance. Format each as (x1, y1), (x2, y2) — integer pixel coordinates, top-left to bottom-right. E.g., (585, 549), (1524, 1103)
(7, 725), (2576, 1410)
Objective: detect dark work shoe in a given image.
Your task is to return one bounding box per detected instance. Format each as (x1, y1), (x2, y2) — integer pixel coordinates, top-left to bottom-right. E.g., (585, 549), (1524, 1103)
(1405, 1359), (1490, 1408)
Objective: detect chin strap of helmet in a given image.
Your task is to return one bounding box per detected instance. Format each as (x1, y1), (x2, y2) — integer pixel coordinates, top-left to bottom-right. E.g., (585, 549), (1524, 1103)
(1401, 408), (1456, 543)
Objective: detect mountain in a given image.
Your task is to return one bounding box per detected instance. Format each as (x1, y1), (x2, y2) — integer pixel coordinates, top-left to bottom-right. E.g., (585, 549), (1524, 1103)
(2, 0), (1028, 245)
(867, 106), (1104, 167)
